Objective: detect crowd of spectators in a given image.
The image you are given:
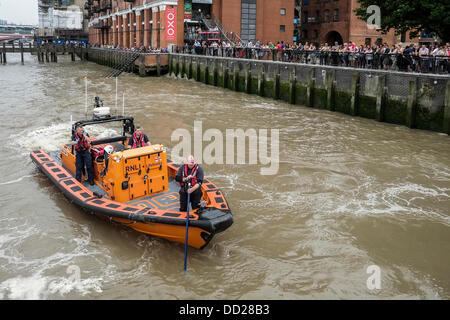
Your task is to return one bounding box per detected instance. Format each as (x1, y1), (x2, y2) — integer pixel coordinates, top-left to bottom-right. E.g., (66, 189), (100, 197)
(90, 43), (169, 53)
(180, 40), (450, 74)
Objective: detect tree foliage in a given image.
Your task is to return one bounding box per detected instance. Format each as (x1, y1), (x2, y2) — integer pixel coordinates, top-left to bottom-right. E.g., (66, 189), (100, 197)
(354, 0), (450, 43)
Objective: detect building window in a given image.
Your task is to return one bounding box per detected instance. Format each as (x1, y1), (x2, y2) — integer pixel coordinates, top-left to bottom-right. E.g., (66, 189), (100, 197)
(303, 29), (308, 39)
(280, 25), (286, 32)
(303, 11), (308, 23)
(401, 32), (406, 42)
(241, 0), (257, 42)
(314, 30), (318, 38)
(333, 8), (339, 21)
(304, 0), (310, 5)
(281, 8), (286, 15)
(324, 9), (330, 22)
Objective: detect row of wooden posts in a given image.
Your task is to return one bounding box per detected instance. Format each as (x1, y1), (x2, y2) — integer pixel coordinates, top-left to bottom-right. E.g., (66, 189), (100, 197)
(0, 43), (31, 64)
(35, 44), (78, 63)
(0, 43), (85, 64)
(169, 55), (361, 114)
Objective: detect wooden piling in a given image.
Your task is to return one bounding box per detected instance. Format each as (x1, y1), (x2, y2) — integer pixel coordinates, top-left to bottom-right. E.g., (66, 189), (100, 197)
(376, 75), (386, 122)
(139, 54), (146, 77)
(273, 64), (280, 99)
(222, 63), (228, 88)
(188, 58), (193, 79)
(182, 56), (186, 78)
(233, 62), (239, 91)
(326, 70), (335, 111)
(168, 55), (173, 75)
(350, 72), (360, 116)
(20, 43), (24, 64)
(2, 43), (6, 64)
(406, 78), (417, 128)
(306, 69), (315, 107)
(196, 60), (201, 82)
(289, 67), (296, 104)
(156, 54), (161, 77)
(257, 64), (265, 97)
(53, 44), (57, 62)
(244, 63), (251, 93)
(204, 62), (209, 84)
(443, 80), (450, 135)
(175, 56), (179, 77)
(213, 60), (218, 86)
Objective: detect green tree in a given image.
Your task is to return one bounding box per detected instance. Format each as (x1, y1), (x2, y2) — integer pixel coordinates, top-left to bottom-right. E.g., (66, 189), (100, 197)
(354, 0), (450, 43)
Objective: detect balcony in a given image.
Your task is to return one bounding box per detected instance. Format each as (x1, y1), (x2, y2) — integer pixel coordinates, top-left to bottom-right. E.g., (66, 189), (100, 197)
(93, 22), (111, 29)
(307, 17), (320, 23)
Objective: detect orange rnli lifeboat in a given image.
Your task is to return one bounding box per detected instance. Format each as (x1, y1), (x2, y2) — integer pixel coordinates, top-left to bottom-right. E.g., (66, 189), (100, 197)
(30, 114), (233, 249)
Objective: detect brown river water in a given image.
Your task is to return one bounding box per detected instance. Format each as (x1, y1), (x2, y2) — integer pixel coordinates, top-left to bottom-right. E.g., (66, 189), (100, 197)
(0, 53), (449, 299)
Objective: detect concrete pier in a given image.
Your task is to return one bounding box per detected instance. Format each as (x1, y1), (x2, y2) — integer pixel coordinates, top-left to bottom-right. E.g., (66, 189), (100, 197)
(168, 53), (450, 135)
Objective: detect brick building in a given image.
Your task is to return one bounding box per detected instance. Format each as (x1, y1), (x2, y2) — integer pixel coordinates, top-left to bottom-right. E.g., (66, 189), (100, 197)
(299, 0), (431, 46)
(87, 0), (296, 49)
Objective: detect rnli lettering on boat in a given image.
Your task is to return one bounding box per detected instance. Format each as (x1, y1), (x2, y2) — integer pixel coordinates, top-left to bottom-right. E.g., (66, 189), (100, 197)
(126, 164), (139, 173)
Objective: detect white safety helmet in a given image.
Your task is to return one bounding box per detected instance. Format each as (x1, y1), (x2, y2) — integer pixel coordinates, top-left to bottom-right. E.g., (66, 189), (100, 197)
(104, 145), (114, 155)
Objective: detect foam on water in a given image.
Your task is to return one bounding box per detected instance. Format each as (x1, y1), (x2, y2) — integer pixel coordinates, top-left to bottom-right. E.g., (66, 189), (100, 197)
(0, 174), (35, 186)
(0, 224), (105, 299)
(332, 182), (450, 225)
(0, 271), (103, 300)
(7, 122), (121, 155)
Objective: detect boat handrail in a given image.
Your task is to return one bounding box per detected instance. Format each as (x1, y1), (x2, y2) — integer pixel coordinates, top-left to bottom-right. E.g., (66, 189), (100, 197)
(91, 136), (127, 146)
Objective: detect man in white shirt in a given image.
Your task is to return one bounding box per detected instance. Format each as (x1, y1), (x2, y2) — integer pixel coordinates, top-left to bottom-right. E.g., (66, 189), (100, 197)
(419, 45), (430, 72)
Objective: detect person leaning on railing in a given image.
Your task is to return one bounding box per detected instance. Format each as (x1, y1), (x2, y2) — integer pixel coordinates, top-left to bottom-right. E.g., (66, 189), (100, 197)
(419, 44), (430, 73)
(435, 46), (448, 73)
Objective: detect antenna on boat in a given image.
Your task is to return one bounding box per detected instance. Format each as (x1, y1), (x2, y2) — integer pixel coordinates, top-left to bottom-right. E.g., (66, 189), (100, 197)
(84, 76), (88, 119)
(115, 76), (118, 116)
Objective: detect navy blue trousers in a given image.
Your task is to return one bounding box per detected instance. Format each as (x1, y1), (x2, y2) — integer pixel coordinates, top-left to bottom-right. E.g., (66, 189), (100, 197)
(179, 188), (202, 212)
(75, 149), (94, 183)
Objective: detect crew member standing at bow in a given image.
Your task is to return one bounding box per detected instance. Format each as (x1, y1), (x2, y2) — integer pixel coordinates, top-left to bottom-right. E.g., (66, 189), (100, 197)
(127, 126), (151, 149)
(71, 124), (95, 185)
(175, 155), (204, 212)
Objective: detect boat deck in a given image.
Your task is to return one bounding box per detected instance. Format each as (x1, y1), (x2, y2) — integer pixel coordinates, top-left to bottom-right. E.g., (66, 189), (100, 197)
(49, 151), (182, 212)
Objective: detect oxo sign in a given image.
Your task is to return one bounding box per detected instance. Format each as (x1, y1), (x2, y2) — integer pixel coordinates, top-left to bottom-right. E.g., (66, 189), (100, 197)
(165, 8), (177, 42)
